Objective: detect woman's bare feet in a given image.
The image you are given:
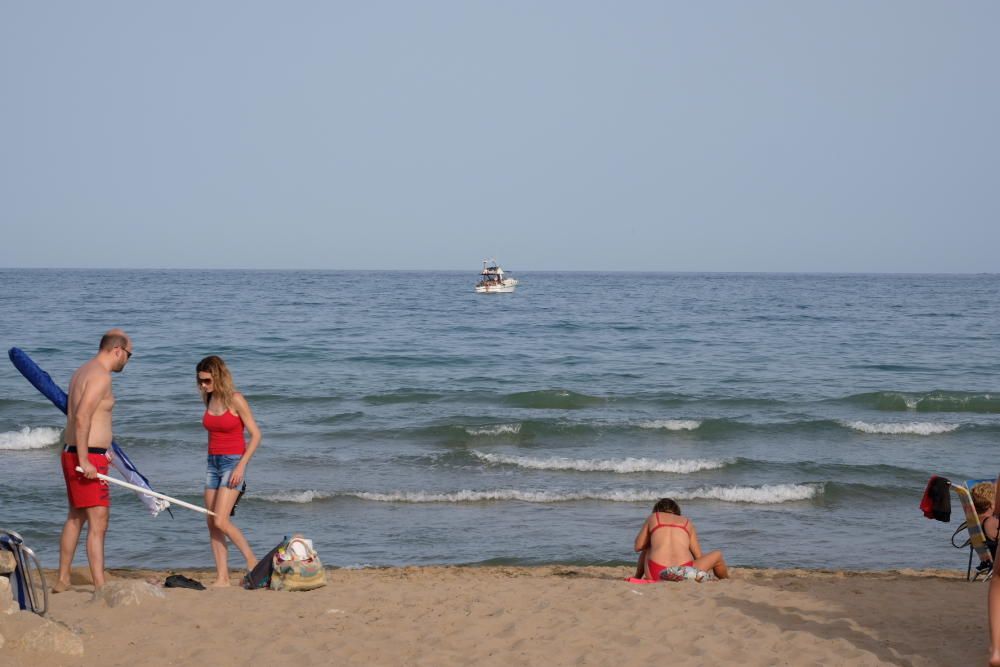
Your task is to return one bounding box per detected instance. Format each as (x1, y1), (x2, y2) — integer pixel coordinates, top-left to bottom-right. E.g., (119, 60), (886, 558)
(210, 578), (231, 588)
(51, 579), (71, 594)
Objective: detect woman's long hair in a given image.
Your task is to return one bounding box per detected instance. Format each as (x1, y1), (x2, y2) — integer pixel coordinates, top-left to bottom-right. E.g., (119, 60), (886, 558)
(196, 355), (236, 410)
(653, 498), (681, 516)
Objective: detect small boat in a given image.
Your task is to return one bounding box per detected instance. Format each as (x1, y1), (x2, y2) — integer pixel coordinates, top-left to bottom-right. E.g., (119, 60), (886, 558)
(474, 259), (518, 293)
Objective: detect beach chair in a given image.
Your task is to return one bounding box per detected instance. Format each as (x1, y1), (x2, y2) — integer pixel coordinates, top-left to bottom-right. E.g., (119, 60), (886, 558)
(0, 528), (48, 615)
(949, 480), (995, 582)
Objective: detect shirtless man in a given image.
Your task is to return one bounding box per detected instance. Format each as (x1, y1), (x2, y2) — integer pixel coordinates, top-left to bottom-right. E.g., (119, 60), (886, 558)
(54, 329), (133, 592)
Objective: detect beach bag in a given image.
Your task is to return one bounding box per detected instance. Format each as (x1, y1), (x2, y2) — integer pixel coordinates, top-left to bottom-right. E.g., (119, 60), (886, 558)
(269, 534), (327, 592)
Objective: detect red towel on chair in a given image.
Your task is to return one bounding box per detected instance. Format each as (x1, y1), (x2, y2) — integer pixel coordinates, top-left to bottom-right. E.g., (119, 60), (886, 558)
(920, 475), (951, 522)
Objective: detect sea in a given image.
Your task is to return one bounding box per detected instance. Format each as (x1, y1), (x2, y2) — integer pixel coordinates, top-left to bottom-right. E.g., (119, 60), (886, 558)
(1, 269), (998, 572)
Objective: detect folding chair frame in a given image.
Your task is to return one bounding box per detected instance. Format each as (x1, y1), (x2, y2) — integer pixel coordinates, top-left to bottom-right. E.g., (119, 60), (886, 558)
(952, 522), (994, 582)
(0, 528), (48, 615)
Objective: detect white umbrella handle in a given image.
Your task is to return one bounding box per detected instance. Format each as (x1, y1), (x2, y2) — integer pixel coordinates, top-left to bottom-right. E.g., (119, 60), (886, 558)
(75, 467), (215, 516)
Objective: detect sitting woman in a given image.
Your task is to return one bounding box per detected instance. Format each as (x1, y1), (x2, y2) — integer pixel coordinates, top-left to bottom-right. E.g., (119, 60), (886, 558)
(972, 482), (999, 560)
(633, 498), (729, 581)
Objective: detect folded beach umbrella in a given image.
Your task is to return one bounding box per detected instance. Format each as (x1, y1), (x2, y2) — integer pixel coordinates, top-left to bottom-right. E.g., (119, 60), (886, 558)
(8, 347), (171, 517)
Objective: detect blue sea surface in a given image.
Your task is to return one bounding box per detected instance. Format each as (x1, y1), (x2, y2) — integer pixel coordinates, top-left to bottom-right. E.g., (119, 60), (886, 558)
(1, 270), (998, 571)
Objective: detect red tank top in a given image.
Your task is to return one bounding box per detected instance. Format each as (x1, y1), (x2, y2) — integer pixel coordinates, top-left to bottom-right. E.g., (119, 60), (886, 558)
(203, 409), (246, 456)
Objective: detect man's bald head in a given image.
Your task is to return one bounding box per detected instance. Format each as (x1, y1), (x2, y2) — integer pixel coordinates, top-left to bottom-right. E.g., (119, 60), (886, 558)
(99, 329), (131, 352)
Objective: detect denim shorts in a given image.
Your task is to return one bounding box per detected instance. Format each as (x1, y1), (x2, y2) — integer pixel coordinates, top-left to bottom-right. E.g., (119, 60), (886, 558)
(205, 454), (244, 490)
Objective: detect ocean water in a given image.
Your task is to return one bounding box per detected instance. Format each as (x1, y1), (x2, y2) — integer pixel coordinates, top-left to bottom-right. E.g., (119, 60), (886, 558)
(1, 269), (998, 571)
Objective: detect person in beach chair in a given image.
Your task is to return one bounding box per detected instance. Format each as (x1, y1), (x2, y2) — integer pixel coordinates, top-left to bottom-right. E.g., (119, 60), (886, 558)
(949, 480), (996, 582)
(972, 482), (999, 561)
(987, 476), (1000, 667)
(631, 498), (729, 582)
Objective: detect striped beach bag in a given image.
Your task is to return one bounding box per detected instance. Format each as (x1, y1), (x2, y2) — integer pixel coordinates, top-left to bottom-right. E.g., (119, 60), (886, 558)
(269, 534), (327, 592)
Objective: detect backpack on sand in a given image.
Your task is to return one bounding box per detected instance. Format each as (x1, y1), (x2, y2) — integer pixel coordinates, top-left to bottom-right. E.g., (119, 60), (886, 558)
(269, 534), (327, 592)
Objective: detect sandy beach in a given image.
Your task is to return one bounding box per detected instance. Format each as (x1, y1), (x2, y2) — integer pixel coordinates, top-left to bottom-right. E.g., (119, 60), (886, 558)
(1, 565), (987, 666)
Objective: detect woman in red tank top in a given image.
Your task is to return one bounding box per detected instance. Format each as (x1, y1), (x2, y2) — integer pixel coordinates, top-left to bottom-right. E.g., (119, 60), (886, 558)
(197, 355), (262, 587)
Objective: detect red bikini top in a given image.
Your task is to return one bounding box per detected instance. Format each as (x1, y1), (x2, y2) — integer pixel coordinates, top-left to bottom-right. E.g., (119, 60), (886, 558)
(650, 513), (691, 537)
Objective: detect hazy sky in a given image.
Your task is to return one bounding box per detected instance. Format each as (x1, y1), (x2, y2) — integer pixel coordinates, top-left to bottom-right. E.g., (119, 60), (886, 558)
(2, 2), (997, 271)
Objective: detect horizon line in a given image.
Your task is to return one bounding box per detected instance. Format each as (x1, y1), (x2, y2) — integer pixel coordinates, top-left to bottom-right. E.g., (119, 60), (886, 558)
(0, 266), (996, 276)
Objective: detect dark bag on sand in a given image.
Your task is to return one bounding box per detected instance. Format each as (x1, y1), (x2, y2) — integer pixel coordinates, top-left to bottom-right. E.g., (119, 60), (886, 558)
(164, 574), (206, 590)
(920, 475), (951, 522)
(242, 540), (283, 590)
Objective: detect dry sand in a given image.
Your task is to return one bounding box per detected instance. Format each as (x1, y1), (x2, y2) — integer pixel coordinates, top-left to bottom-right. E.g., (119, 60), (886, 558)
(2, 566), (988, 666)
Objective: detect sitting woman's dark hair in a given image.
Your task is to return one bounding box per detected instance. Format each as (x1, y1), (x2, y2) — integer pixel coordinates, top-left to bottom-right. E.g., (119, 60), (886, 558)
(653, 498), (681, 515)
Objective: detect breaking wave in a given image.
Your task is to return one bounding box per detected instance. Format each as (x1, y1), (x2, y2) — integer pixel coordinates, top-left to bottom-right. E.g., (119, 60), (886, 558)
(472, 451), (730, 474)
(637, 419), (703, 431)
(0, 426), (62, 450)
(841, 391), (1000, 413)
(465, 423), (522, 436)
(256, 490), (332, 503)
(254, 483), (820, 505)
(344, 483), (820, 505)
(841, 420), (959, 435)
(676, 483), (822, 503)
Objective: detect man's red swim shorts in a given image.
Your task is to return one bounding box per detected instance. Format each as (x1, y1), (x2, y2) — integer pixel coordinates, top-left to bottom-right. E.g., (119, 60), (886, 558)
(61, 448), (110, 508)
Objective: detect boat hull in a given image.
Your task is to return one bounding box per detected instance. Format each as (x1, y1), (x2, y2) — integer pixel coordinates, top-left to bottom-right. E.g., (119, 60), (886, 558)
(475, 280), (518, 294)
(476, 285), (516, 294)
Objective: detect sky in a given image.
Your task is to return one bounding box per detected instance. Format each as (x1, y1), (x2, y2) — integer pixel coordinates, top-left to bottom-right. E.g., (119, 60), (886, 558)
(1, 2), (997, 272)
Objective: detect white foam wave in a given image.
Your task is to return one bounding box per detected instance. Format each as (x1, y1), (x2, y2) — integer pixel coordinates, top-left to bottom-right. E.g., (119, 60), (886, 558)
(637, 419), (702, 431)
(472, 451), (730, 474)
(258, 490), (331, 503)
(352, 490), (567, 503)
(0, 426), (62, 450)
(842, 420), (959, 435)
(465, 423), (522, 436)
(674, 483), (821, 504)
(347, 483), (820, 505)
